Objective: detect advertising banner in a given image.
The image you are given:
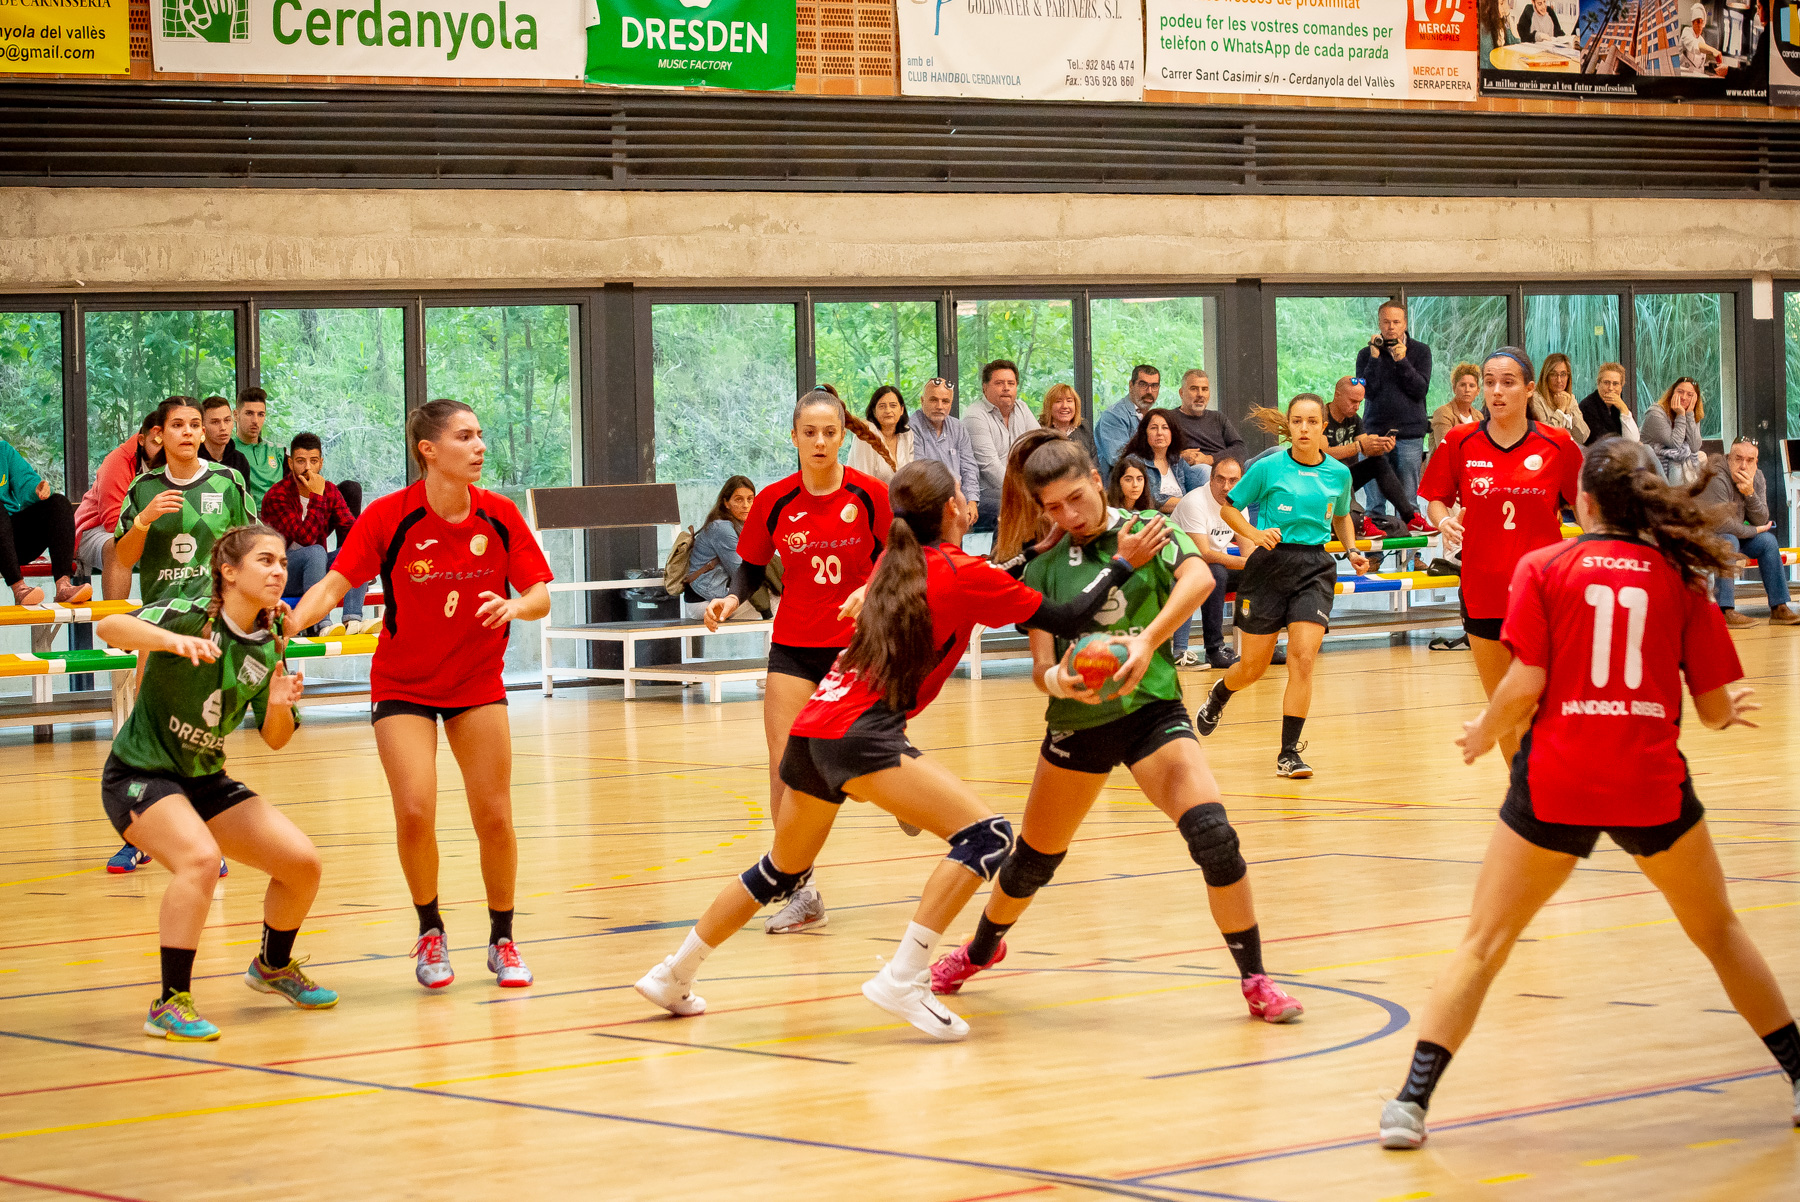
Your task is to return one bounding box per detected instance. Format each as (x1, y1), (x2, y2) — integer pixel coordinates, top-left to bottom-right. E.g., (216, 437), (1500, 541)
(1770, 0), (1800, 102)
(1478, 0), (1767, 103)
(585, 0), (795, 89)
(151, 0), (587, 78)
(1, 0), (129, 74)
(1146, 0), (1411, 100)
(1406, 0), (1478, 97)
(897, 0), (1143, 102)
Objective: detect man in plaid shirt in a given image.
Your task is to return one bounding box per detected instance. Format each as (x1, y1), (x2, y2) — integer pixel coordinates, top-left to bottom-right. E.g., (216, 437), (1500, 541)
(259, 432), (368, 634)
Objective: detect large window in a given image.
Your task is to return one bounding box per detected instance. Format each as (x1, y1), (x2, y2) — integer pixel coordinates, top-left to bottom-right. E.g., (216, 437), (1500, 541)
(1274, 295), (1383, 403)
(260, 308), (408, 500)
(1524, 293), (1620, 404)
(813, 300), (938, 414)
(0, 312), (63, 493)
(84, 309), (235, 479)
(1408, 295), (1508, 407)
(1090, 297), (1217, 414)
(1634, 292), (1736, 442)
(955, 299), (1075, 412)
(1787, 291), (1800, 437)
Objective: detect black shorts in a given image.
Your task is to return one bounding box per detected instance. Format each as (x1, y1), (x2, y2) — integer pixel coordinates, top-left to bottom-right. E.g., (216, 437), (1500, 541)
(1461, 598), (1504, 643)
(1235, 544), (1336, 635)
(779, 704), (921, 804)
(100, 753), (257, 839)
(1500, 733), (1705, 859)
(1040, 697), (1197, 776)
(767, 642), (843, 685)
(371, 699), (506, 726)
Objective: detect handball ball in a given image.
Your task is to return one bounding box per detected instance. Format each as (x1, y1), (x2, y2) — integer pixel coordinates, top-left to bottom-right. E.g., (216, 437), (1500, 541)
(1071, 633), (1130, 701)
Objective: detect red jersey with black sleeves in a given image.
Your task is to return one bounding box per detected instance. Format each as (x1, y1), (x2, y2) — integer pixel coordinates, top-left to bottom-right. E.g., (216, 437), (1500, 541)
(1502, 536), (1742, 826)
(789, 544), (1043, 738)
(332, 481), (554, 708)
(739, 468), (891, 648)
(1419, 420), (1581, 619)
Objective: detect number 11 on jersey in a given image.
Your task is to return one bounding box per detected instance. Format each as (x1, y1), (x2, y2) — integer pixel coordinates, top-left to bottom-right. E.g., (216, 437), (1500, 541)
(1585, 584), (1648, 689)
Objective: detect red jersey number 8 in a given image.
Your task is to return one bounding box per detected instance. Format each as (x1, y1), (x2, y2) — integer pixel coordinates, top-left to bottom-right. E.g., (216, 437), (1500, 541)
(1585, 584), (1648, 689)
(444, 590), (460, 619)
(811, 555), (842, 585)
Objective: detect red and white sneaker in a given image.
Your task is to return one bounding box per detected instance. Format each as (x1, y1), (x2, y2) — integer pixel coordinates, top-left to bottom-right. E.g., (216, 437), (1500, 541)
(1406, 513), (1436, 534)
(1360, 516), (1382, 540)
(1241, 973), (1304, 1023)
(487, 938), (533, 988)
(411, 929), (454, 990)
(930, 940), (1005, 995)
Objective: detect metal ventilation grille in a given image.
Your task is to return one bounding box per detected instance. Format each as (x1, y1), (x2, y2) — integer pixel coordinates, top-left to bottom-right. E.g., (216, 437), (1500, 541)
(2, 82), (1795, 196)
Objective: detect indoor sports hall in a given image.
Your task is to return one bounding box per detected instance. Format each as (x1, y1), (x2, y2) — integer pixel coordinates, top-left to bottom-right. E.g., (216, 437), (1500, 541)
(5, 9), (1800, 1199)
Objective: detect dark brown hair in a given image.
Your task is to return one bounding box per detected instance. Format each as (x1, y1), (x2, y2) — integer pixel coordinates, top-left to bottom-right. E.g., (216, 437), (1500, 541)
(1120, 408), (1187, 466)
(204, 523), (287, 642)
(981, 359), (1020, 386)
(994, 428), (1096, 563)
(407, 398), (477, 474)
(793, 388), (894, 472)
(705, 475), (757, 528)
(199, 395), (232, 415)
(837, 460), (958, 711)
(866, 385), (911, 435)
(1107, 455), (1152, 509)
(236, 387), (268, 408)
(1581, 438), (1735, 591)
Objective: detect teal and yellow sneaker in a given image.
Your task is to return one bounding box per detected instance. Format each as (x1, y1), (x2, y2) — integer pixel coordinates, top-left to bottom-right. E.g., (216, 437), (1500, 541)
(144, 992), (221, 1041)
(244, 955), (339, 1009)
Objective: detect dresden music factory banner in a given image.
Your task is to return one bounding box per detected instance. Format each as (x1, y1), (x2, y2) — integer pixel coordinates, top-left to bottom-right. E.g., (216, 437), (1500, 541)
(586, 0), (796, 89)
(1146, 0), (1412, 99)
(1406, 0), (1477, 97)
(151, 0), (587, 78)
(897, 0), (1144, 102)
(1, 0), (130, 74)
(1478, 0), (1767, 103)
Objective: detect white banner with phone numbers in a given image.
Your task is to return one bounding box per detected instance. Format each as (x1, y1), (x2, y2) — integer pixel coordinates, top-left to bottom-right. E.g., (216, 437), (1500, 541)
(1146, 0), (1410, 99)
(897, 0), (1144, 102)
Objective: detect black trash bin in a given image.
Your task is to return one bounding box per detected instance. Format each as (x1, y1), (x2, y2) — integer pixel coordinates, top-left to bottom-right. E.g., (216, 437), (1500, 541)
(622, 569), (681, 667)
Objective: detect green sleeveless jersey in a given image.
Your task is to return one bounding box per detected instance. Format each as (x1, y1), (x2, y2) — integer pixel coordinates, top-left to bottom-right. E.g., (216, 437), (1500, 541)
(110, 597), (295, 779)
(1023, 508), (1200, 731)
(115, 462), (251, 607)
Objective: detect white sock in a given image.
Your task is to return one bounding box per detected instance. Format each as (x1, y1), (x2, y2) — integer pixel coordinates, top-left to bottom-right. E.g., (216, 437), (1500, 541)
(885, 921), (943, 982)
(668, 928), (712, 984)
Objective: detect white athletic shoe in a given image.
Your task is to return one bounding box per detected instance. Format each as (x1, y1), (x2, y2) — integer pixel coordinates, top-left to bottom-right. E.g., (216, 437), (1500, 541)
(487, 938), (533, 988)
(1379, 1099), (1427, 1149)
(411, 929), (454, 990)
(862, 968), (969, 1041)
(635, 958), (706, 1016)
(764, 884), (827, 934)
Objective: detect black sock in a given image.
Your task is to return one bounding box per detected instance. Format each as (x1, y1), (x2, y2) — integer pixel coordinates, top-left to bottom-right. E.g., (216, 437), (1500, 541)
(489, 908), (514, 945)
(1762, 1021), (1800, 1082)
(159, 946), (196, 1004)
(1281, 715), (1306, 751)
(415, 898), (444, 937)
(1223, 924), (1264, 978)
(1396, 1040), (1454, 1108)
(260, 924), (298, 970)
(966, 914), (1013, 966)
(1207, 679), (1235, 711)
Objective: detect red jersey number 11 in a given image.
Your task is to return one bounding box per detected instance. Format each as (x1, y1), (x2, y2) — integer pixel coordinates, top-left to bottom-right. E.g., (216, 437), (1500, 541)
(1585, 584), (1648, 690)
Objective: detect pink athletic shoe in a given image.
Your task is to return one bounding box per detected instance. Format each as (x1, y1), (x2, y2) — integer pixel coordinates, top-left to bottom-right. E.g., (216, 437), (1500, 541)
(930, 940), (1005, 995)
(1241, 973), (1304, 1023)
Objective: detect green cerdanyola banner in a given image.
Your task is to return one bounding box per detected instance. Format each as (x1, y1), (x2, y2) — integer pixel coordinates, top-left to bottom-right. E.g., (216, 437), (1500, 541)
(584, 0), (794, 89)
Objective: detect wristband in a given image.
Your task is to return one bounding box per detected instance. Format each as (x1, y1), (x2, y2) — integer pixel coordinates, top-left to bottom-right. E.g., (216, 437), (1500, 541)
(1043, 667), (1075, 699)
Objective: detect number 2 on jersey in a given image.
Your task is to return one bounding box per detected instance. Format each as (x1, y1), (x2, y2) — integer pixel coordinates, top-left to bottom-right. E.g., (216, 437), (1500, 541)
(1584, 584), (1648, 689)
(811, 555), (842, 585)
(1502, 500), (1516, 530)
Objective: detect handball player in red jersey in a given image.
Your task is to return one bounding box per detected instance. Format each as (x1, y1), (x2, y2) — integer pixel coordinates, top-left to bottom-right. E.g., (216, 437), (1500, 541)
(290, 400), (552, 992)
(636, 459), (1170, 1039)
(1421, 346), (1582, 764)
(1380, 439), (1798, 1149)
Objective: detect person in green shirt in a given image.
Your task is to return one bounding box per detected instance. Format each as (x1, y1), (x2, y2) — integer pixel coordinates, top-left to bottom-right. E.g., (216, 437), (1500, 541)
(1195, 394), (1371, 779)
(930, 430), (1307, 1027)
(114, 398), (252, 608)
(230, 387), (286, 508)
(95, 522), (338, 1042)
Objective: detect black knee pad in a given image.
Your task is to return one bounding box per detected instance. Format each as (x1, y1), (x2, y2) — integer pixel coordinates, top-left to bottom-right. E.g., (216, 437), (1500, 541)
(995, 837), (1066, 899)
(739, 854), (813, 905)
(1179, 802), (1246, 887)
(946, 815), (1014, 881)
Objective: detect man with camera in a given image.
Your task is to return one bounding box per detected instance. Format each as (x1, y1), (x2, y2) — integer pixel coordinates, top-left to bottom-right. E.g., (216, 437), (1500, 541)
(1353, 300), (1432, 523)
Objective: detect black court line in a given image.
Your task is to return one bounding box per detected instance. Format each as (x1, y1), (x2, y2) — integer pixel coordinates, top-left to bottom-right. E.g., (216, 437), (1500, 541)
(591, 1030), (852, 1065)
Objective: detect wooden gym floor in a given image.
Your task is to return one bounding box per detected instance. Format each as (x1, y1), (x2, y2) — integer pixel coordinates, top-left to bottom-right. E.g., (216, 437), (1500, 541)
(2, 630), (1797, 1201)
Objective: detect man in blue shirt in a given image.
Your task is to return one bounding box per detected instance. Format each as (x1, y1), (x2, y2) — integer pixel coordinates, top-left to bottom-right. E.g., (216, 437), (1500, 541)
(1094, 364), (1162, 476)
(911, 378), (980, 526)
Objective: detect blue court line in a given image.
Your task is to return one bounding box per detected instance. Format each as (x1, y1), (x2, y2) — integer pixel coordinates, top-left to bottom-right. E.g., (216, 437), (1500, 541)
(1140, 978), (1410, 1080)
(0, 1027), (1281, 1202)
(1122, 1065), (1782, 1183)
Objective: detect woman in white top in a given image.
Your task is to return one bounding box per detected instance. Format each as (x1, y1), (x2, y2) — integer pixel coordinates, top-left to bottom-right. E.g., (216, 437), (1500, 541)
(847, 385), (914, 484)
(1529, 353), (1591, 445)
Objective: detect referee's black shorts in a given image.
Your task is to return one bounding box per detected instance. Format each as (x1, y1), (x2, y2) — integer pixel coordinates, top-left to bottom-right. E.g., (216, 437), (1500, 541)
(1235, 544), (1336, 635)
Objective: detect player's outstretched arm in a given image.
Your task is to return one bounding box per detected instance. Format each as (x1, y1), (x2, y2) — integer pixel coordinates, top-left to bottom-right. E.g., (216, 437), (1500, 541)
(95, 614), (218, 665)
(1693, 683), (1760, 732)
(1457, 661), (1546, 764)
(289, 570), (355, 632)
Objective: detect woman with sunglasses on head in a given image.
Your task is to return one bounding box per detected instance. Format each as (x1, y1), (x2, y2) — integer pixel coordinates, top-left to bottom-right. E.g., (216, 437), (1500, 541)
(1418, 348), (1582, 766)
(702, 388), (895, 933)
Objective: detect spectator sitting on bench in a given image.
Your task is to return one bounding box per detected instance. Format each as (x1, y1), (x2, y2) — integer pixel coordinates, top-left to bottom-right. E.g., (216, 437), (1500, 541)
(1702, 436), (1798, 629)
(688, 475), (777, 619)
(0, 436), (88, 606)
(260, 432), (369, 636)
(197, 395), (253, 480)
(74, 411), (163, 600)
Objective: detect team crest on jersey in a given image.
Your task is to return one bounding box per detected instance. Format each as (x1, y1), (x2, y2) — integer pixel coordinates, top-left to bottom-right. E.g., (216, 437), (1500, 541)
(407, 558), (433, 583)
(839, 503), (856, 523)
(170, 533), (198, 564)
(237, 656), (268, 688)
(199, 492), (223, 515)
(201, 689), (222, 727)
(784, 531), (811, 554)
(469, 534), (489, 557)
(1523, 454), (1544, 471)
(1469, 476), (1493, 498)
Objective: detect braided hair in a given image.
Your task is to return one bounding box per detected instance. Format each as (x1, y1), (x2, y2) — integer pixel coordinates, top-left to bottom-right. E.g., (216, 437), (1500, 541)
(205, 524), (288, 649)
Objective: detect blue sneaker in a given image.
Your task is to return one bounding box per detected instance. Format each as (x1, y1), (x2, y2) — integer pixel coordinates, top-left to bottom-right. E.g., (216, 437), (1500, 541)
(107, 844), (150, 874)
(219, 858), (229, 878)
(245, 955), (339, 1009)
(144, 992), (220, 1041)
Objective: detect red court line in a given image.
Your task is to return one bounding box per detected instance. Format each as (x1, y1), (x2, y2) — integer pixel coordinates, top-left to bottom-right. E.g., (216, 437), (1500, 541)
(0, 1066), (226, 1100)
(0, 1175), (150, 1202)
(940, 1187), (1056, 1202)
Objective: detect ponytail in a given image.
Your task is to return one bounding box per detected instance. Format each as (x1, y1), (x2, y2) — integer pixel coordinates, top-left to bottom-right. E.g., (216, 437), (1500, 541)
(1247, 393), (1325, 445)
(839, 517), (935, 711)
(843, 411), (897, 472)
(1580, 438), (1736, 592)
(994, 428), (1091, 563)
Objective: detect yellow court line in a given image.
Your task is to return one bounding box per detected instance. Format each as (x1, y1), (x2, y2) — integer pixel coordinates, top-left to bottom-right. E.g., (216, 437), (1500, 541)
(1479, 1173), (1531, 1185)
(0, 1088), (378, 1141)
(1581, 1154), (1638, 1167)
(412, 1049), (693, 1086)
(0, 865), (105, 889)
(1378, 1193), (1433, 1202)
(1688, 1138), (1741, 1149)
